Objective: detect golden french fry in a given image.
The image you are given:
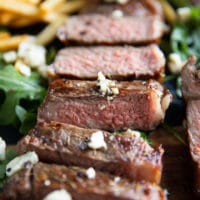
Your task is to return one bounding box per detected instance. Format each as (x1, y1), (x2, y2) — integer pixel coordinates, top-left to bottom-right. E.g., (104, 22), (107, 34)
(36, 16), (66, 45)
(40, 0), (65, 13)
(10, 18), (39, 27)
(0, 0), (39, 17)
(20, 0), (42, 5)
(58, 0), (88, 14)
(158, 0), (177, 24)
(0, 11), (16, 25)
(0, 32), (11, 39)
(0, 35), (29, 51)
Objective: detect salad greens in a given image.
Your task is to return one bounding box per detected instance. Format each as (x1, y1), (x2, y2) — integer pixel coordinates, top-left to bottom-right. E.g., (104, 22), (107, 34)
(0, 57), (47, 133)
(0, 149), (16, 190)
(171, 6), (200, 61)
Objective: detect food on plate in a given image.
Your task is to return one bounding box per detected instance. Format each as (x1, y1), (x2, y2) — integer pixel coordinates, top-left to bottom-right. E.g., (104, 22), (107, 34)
(57, 14), (164, 45)
(181, 56), (200, 100)
(0, 0), (88, 49)
(185, 100), (200, 190)
(82, 0), (163, 18)
(3, 162), (167, 200)
(181, 57), (200, 191)
(37, 79), (172, 131)
(17, 121), (164, 183)
(48, 45), (165, 80)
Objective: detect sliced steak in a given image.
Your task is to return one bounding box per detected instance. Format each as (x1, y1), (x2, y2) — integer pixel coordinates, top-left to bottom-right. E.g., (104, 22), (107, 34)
(48, 45), (165, 80)
(4, 162), (167, 200)
(182, 57), (200, 191)
(37, 79), (172, 131)
(186, 100), (200, 190)
(57, 14), (164, 45)
(82, 0), (163, 18)
(181, 56), (200, 100)
(17, 121), (164, 184)
(3, 162), (32, 200)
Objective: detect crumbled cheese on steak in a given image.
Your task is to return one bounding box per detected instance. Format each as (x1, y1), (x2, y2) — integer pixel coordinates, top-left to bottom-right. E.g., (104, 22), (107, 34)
(43, 189), (72, 200)
(0, 137), (6, 161)
(124, 129), (141, 138)
(88, 131), (107, 150)
(86, 167), (96, 179)
(6, 151), (39, 177)
(97, 71), (119, 96)
(112, 9), (124, 18)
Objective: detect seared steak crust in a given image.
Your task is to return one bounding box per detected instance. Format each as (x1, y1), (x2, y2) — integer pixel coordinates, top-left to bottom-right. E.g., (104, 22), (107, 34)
(181, 56), (200, 100)
(4, 162), (167, 200)
(48, 45), (165, 80)
(37, 79), (171, 131)
(17, 121), (164, 183)
(57, 14), (164, 45)
(186, 100), (200, 190)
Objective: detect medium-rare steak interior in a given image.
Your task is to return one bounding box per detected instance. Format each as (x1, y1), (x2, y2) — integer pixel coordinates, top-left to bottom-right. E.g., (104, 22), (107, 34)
(3, 162), (167, 200)
(48, 45), (165, 80)
(37, 79), (172, 131)
(17, 121), (164, 184)
(57, 14), (164, 45)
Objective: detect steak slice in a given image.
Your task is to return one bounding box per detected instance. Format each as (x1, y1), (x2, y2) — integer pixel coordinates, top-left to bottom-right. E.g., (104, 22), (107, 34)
(37, 79), (172, 131)
(186, 100), (200, 190)
(17, 121), (164, 184)
(48, 45), (165, 80)
(3, 162), (167, 200)
(181, 56), (200, 100)
(57, 14), (164, 45)
(82, 0), (163, 18)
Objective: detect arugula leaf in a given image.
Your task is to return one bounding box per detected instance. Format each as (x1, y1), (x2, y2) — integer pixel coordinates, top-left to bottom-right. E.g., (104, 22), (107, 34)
(0, 149), (17, 190)
(0, 65), (46, 126)
(171, 6), (200, 62)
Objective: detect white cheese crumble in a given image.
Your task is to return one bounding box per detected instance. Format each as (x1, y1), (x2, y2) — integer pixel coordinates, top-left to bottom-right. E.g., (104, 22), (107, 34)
(112, 9), (124, 18)
(6, 151), (39, 177)
(43, 189), (72, 200)
(18, 41), (46, 68)
(44, 180), (51, 186)
(114, 176), (121, 183)
(15, 60), (31, 77)
(88, 131), (107, 150)
(86, 167), (96, 179)
(168, 53), (186, 74)
(177, 7), (191, 22)
(3, 51), (17, 63)
(0, 137), (6, 161)
(97, 71), (119, 96)
(124, 129), (141, 138)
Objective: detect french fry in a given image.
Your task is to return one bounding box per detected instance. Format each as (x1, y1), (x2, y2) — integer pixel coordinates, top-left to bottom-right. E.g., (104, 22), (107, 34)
(0, 0), (39, 17)
(36, 16), (66, 45)
(20, 0), (42, 5)
(0, 11), (16, 26)
(158, 0), (177, 24)
(10, 18), (39, 28)
(40, 0), (65, 13)
(0, 35), (29, 51)
(58, 0), (88, 14)
(0, 32), (11, 40)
